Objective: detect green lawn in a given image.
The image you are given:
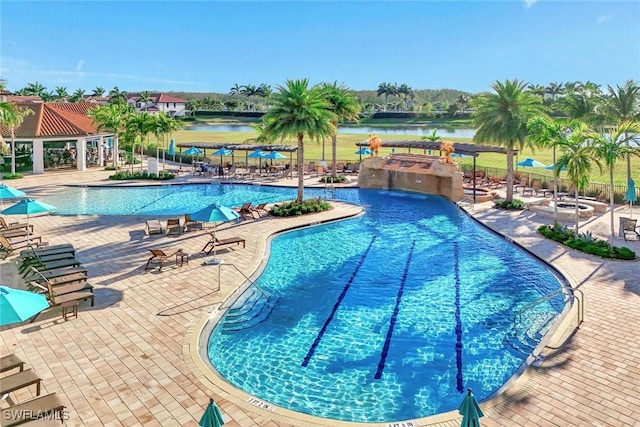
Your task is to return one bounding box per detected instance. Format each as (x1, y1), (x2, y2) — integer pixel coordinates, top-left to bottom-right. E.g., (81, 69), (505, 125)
(172, 126), (638, 186)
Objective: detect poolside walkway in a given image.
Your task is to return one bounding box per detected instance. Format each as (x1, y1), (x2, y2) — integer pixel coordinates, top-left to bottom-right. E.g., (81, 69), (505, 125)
(1, 167), (639, 426)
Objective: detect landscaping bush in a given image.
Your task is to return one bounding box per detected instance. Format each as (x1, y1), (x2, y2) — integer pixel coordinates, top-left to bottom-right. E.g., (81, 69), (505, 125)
(319, 175), (348, 184)
(538, 223), (636, 260)
(269, 198), (331, 217)
(109, 170), (175, 181)
(1, 173), (23, 180)
(494, 198), (526, 210)
(104, 165), (118, 171)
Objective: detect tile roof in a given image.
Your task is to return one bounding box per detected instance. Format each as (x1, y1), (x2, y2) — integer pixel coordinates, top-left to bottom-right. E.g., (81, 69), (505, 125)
(126, 92), (187, 104)
(6, 95), (43, 103)
(0, 102), (100, 138)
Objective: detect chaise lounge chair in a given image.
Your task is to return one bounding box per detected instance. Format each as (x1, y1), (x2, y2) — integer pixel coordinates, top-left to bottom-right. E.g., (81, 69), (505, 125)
(0, 369), (42, 405)
(201, 235), (246, 255)
(233, 202), (257, 220)
(165, 218), (182, 235)
(0, 393), (65, 427)
(622, 217), (640, 241)
(0, 354), (25, 374)
(0, 217), (33, 233)
(183, 214), (202, 232)
(251, 203), (269, 218)
(145, 219), (163, 235)
(144, 248), (185, 271)
(19, 244), (75, 258)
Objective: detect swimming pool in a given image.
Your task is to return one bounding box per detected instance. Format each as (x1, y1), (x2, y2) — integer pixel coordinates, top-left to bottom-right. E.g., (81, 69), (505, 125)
(42, 184), (566, 422)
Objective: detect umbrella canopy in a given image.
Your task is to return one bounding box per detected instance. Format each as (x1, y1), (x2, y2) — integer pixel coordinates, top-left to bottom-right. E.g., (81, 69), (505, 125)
(167, 139), (176, 156)
(516, 158), (546, 168)
(450, 153), (472, 158)
(213, 148), (233, 157)
(545, 163), (567, 171)
(247, 150), (265, 159)
(459, 388), (484, 427)
(1, 198), (56, 242)
(183, 146), (204, 156)
(355, 147), (372, 155)
(190, 203), (240, 223)
(199, 398), (225, 427)
(626, 178), (637, 203)
(0, 285), (49, 326)
(263, 150), (286, 160)
(0, 184), (26, 199)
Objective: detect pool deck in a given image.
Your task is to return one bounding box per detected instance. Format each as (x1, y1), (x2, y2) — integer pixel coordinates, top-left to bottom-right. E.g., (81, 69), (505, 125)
(1, 167), (640, 426)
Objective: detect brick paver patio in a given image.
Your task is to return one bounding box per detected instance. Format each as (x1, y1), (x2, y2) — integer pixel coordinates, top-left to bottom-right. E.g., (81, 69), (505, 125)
(1, 167), (639, 426)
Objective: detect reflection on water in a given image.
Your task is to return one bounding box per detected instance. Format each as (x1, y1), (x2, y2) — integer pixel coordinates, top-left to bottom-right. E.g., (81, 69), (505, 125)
(186, 124), (476, 139)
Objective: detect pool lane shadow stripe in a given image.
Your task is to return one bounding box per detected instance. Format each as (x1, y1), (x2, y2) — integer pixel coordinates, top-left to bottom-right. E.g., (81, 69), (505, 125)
(301, 235), (377, 368)
(128, 186), (182, 215)
(454, 240), (464, 393)
(374, 240), (416, 380)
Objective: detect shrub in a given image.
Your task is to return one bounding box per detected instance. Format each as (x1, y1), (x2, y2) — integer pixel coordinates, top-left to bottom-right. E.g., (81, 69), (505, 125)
(269, 198), (331, 217)
(104, 165), (117, 171)
(319, 175), (348, 184)
(494, 198), (526, 210)
(1, 173), (23, 180)
(538, 223), (636, 260)
(109, 170), (175, 181)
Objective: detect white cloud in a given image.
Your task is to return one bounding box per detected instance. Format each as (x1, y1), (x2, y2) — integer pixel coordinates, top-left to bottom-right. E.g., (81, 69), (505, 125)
(597, 14), (613, 25)
(76, 60), (84, 71)
(523, 0), (538, 9)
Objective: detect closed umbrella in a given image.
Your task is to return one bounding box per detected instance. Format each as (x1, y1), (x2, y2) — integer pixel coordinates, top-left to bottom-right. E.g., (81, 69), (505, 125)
(516, 158), (546, 168)
(190, 203), (240, 264)
(167, 139), (176, 158)
(0, 285), (49, 326)
(1, 198), (56, 243)
(626, 178), (637, 217)
(199, 398), (225, 427)
(458, 388), (484, 427)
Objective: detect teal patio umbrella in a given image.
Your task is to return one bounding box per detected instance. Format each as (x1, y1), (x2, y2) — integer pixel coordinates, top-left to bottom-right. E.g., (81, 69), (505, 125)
(264, 150), (286, 166)
(0, 285), (49, 326)
(0, 183), (26, 210)
(516, 158), (546, 168)
(248, 149), (266, 173)
(1, 198), (56, 243)
(190, 203), (240, 264)
(626, 178), (637, 216)
(355, 147), (372, 162)
(459, 388), (484, 427)
(213, 148), (234, 166)
(199, 398), (225, 427)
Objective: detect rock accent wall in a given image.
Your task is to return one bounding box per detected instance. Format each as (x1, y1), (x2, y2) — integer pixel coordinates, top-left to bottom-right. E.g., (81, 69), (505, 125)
(358, 154), (465, 201)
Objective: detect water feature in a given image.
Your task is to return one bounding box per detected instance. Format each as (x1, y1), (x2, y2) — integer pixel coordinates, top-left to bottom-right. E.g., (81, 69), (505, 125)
(185, 124), (476, 139)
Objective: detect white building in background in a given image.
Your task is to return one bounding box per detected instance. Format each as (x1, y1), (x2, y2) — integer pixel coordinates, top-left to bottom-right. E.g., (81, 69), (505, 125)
(126, 93), (188, 117)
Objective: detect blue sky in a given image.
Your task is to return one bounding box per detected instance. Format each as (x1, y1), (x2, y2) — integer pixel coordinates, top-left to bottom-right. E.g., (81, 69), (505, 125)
(1, 1), (638, 95)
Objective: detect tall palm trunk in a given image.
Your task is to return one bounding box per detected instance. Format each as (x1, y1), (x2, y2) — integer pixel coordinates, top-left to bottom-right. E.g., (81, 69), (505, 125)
(574, 188), (580, 233)
(297, 133), (304, 202)
(10, 128), (16, 174)
(331, 124), (338, 178)
(609, 167), (615, 238)
(505, 149), (515, 202)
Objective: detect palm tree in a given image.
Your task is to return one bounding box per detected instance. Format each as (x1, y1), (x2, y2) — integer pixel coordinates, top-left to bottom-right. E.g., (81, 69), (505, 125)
(554, 121), (600, 233)
(127, 112), (155, 172)
(599, 80), (640, 182)
(390, 83), (399, 111)
(0, 102), (34, 174)
(24, 82), (46, 98)
(229, 84), (244, 111)
(472, 79), (546, 202)
(258, 83), (272, 111)
(590, 121), (640, 237)
(263, 79), (337, 202)
(69, 89), (85, 103)
(93, 87), (106, 97)
(108, 86), (127, 105)
(138, 91), (151, 109)
(320, 82), (361, 178)
(54, 86), (68, 101)
(377, 82), (391, 111)
(89, 103), (131, 167)
(242, 84), (258, 111)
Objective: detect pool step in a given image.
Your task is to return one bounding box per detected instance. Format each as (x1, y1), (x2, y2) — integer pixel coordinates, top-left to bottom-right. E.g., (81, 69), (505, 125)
(504, 311), (556, 356)
(222, 287), (278, 333)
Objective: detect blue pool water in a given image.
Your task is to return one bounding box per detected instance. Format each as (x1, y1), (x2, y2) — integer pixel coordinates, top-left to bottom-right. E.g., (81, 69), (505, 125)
(42, 184), (565, 423)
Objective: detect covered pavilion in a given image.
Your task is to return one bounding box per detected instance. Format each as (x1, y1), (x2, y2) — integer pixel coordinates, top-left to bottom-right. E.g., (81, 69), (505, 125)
(176, 142), (297, 167)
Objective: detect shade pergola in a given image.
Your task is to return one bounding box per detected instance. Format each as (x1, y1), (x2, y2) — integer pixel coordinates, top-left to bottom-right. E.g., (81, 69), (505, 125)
(356, 139), (516, 203)
(176, 143), (298, 168)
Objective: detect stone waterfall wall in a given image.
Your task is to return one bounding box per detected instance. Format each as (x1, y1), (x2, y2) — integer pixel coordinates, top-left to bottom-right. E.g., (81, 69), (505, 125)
(357, 155), (465, 202)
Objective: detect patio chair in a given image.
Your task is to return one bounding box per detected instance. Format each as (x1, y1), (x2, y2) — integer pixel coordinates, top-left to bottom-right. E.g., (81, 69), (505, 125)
(0, 354), (25, 374)
(622, 218), (640, 241)
(183, 214), (202, 232)
(522, 179), (541, 196)
(0, 217), (33, 233)
(19, 244), (75, 258)
(0, 369), (42, 404)
(233, 203), (258, 220)
(165, 218), (182, 235)
(0, 234), (43, 253)
(144, 248), (185, 271)
(145, 219), (163, 235)
(251, 203), (269, 218)
(0, 393), (65, 427)
(201, 235), (246, 255)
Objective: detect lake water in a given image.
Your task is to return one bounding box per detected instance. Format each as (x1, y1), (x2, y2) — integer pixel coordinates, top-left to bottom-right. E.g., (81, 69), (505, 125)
(186, 124), (476, 139)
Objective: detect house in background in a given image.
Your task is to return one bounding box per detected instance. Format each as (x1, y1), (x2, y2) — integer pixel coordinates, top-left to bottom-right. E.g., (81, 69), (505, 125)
(125, 93), (188, 117)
